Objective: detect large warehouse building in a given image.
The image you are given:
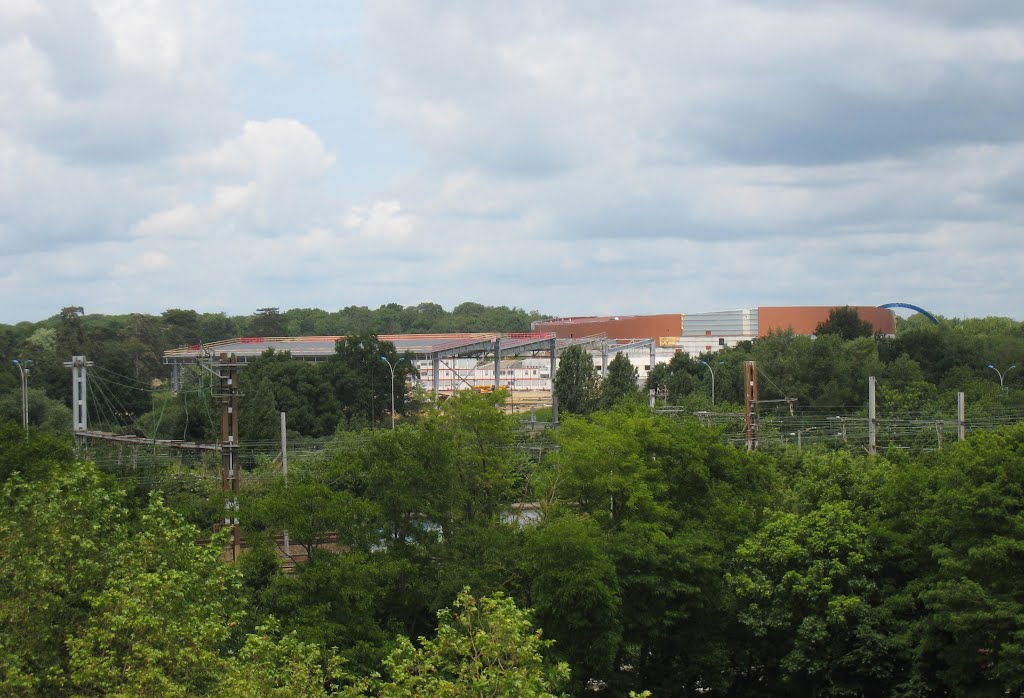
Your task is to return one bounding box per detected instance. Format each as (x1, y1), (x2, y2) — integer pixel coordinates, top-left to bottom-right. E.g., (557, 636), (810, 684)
(533, 306), (897, 354)
(162, 307), (898, 398)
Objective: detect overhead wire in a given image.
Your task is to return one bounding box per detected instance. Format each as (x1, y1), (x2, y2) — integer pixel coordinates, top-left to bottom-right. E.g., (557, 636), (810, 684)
(89, 372), (143, 434)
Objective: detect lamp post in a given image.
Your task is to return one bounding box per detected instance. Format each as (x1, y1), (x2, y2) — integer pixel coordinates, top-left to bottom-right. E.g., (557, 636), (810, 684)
(12, 359), (31, 432)
(380, 356), (405, 429)
(699, 360), (716, 406)
(987, 363), (1017, 391)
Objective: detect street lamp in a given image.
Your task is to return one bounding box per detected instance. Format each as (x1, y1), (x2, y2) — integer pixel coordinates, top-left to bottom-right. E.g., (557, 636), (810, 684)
(987, 363), (1017, 391)
(380, 356), (406, 429)
(699, 360), (716, 405)
(11, 359), (32, 432)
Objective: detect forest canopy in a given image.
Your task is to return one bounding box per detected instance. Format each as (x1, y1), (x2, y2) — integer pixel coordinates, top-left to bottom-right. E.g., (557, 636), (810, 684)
(2, 305), (1024, 695)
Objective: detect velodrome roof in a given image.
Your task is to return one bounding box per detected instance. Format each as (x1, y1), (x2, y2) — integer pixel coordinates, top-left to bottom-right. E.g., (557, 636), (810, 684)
(162, 333), (611, 365)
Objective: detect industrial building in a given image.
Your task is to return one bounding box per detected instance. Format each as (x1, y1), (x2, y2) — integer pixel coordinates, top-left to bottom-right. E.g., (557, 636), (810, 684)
(162, 307), (898, 399)
(533, 306), (896, 352)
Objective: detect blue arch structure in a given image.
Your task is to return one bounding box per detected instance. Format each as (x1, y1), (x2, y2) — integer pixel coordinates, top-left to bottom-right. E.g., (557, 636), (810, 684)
(878, 303), (939, 325)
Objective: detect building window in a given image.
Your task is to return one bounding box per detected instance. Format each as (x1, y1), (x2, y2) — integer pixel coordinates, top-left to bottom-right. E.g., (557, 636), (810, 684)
(719, 337), (725, 346)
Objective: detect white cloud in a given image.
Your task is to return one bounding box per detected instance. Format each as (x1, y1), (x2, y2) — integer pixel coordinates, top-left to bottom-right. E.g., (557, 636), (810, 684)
(182, 119), (335, 182)
(343, 200), (415, 243)
(2, 0), (1023, 323)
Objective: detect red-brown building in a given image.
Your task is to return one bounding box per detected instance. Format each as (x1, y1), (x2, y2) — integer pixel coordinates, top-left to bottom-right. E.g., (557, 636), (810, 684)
(757, 306), (896, 336)
(531, 314), (683, 340)
(534, 306), (896, 344)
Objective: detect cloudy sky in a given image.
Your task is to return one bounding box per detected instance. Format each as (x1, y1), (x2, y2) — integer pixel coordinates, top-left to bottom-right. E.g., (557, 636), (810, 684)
(1, 0), (1022, 324)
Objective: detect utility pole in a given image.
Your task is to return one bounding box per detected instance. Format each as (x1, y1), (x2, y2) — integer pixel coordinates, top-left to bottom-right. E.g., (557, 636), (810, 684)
(281, 411), (289, 557)
(550, 337), (559, 425)
(494, 337), (502, 392)
(958, 392), (965, 442)
(744, 361), (758, 452)
(868, 376), (877, 455)
(218, 353), (241, 561)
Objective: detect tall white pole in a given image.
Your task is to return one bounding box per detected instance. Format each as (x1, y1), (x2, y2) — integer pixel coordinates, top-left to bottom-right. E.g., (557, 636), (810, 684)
(280, 411), (288, 483)
(12, 360), (29, 432)
(381, 356), (401, 429)
(20, 365), (28, 431)
(958, 392), (965, 442)
(868, 376), (877, 455)
(987, 364), (1017, 391)
(700, 360), (716, 406)
(281, 411), (289, 556)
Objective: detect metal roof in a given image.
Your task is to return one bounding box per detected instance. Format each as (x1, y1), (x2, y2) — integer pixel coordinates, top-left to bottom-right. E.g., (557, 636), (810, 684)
(162, 333), (609, 365)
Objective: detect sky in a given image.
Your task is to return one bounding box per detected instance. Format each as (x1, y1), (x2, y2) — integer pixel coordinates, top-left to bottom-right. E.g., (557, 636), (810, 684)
(1, 0), (1023, 324)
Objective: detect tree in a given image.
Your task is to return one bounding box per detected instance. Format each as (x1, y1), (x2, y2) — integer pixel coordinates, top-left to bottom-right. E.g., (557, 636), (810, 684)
(645, 352), (702, 405)
(242, 349), (341, 437)
(815, 306), (874, 340)
(247, 477), (377, 559)
(601, 352), (640, 408)
(325, 335), (416, 430)
(537, 409), (774, 694)
(57, 305), (86, 356)
(0, 461), (130, 694)
(198, 312), (241, 342)
(255, 546), (401, 676)
(249, 307), (287, 337)
(554, 345), (598, 415)
(124, 312), (163, 381)
(214, 618), (343, 697)
(524, 513), (621, 686)
(284, 307), (331, 336)
(729, 500), (890, 696)
(0, 388), (71, 434)
(0, 458), (341, 696)
(0, 460), (252, 696)
(162, 308), (201, 348)
(0, 419), (74, 482)
(239, 378), (279, 443)
(883, 425), (1024, 693)
(341, 425), (452, 551)
(436, 389), (521, 531)
(65, 494), (245, 696)
(364, 588), (570, 697)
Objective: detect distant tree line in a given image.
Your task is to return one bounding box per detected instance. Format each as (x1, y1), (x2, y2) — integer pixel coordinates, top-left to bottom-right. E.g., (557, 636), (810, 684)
(0, 302), (546, 433)
(643, 309), (1024, 419)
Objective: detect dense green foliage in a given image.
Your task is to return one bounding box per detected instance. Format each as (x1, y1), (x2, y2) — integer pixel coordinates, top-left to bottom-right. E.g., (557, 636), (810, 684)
(7, 404), (1024, 696)
(815, 305), (875, 340)
(554, 344), (600, 415)
(601, 352), (642, 408)
(3, 307), (1024, 695)
(5, 373), (1024, 696)
(649, 312), (1024, 423)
